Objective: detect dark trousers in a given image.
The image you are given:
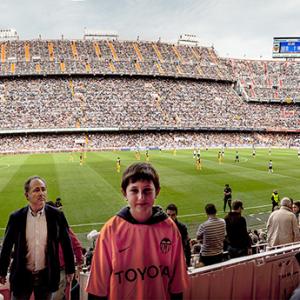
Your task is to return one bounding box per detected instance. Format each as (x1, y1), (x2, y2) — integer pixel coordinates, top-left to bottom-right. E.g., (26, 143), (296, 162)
(201, 253), (223, 266)
(272, 201), (279, 211)
(224, 198), (232, 212)
(11, 269), (52, 300)
(227, 246), (248, 258)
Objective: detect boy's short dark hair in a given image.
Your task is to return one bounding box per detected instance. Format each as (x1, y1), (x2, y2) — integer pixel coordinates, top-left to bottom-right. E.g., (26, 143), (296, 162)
(166, 203), (178, 214)
(205, 203), (217, 215)
(121, 163), (160, 192)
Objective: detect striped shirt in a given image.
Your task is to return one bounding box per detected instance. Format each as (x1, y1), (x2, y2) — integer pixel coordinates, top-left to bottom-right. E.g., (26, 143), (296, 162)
(197, 217), (226, 256)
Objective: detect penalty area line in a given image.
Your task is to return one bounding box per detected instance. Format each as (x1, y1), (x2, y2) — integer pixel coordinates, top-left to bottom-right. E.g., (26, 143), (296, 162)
(70, 221), (106, 227)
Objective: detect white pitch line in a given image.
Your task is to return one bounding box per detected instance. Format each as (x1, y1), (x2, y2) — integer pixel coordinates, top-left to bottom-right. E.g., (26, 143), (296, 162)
(70, 204), (273, 226)
(179, 204), (270, 219)
(0, 164), (10, 170)
(71, 222), (106, 227)
(244, 204), (270, 210)
(1, 222), (106, 230)
(0, 204), (272, 230)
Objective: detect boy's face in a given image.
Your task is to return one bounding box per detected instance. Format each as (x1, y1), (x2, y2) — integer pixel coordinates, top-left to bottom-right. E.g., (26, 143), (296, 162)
(122, 179), (159, 222)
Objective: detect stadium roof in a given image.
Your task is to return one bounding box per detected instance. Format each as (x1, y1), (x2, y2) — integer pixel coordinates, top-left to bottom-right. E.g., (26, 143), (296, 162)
(0, 0), (299, 59)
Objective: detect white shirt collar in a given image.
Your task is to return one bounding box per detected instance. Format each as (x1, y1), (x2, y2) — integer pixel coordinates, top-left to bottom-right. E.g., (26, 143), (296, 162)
(28, 205), (45, 217)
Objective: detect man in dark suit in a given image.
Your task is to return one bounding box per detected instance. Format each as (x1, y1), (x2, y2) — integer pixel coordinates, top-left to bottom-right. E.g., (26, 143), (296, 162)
(0, 176), (75, 300)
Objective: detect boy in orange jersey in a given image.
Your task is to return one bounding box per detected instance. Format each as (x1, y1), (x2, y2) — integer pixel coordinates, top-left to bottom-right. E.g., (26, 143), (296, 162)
(86, 162), (189, 300)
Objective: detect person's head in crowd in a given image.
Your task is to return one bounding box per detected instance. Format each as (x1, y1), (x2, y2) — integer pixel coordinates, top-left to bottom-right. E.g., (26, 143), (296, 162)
(292, 201), (300, 215)
(249, 231), (258, 244)
(232, 200), (244, 213)
(259, 231), (267, 242)
(24, 175), (47, 213)
(190, 239), (201, 254)
(46, 200), (56, 207)
(280, 197), (293, 209)
(55, 197), (63, 209)
(205, 203), (217, 216)
(47, 199), (63, 211)
(166, 203), (178, 221)
(121, 162), (160, 223)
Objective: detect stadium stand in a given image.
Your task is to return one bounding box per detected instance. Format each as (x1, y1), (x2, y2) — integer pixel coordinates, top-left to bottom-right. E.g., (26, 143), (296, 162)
(1, 132), (300, 154)
(1, 37), (300, 300)
(228, 58), (300, 104)
(0, 77), (299, 130)
(0, 40), (231, 80)
(0, 38), (299, 154)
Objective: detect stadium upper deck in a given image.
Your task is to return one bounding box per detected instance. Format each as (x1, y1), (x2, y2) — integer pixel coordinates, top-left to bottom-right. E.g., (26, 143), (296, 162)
(228, 58), (300, 104)
(0, 39), (300, 103)
(0, 39), (232, 81)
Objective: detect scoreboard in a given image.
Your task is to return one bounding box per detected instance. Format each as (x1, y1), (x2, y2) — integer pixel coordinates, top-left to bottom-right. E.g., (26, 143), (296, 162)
(273, 37), (300, 58)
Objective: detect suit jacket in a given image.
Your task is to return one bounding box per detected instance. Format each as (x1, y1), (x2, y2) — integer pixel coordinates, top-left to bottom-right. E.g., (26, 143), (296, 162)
(0, 204), (75, 295)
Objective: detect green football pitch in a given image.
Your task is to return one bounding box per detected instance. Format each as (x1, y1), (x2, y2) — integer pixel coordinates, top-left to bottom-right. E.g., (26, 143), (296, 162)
(1, 148), (300, 241)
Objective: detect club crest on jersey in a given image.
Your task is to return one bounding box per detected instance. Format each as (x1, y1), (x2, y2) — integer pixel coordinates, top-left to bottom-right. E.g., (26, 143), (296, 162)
(160, 238), (171, 253)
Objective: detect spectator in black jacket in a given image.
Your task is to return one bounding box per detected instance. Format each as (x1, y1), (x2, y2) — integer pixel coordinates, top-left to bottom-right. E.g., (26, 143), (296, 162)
(224, 200), (252, 258)
(166, 203), (191, 266)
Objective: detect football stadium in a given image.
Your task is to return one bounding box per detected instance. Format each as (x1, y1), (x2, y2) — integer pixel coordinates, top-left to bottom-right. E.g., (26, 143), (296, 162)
(0, 28), (300, 299)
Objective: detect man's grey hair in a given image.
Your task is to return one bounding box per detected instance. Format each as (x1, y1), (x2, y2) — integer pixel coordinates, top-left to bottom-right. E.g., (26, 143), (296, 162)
(280, 197), (292, 208)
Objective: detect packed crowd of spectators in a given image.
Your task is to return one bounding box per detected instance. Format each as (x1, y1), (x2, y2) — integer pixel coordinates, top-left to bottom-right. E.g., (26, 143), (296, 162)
(227, 58), (300, 103)
(0, 39), (231, 81)
(1, 132), (299, 153)
(0, 77), (299, 131)
(1, 38), (300, 104)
